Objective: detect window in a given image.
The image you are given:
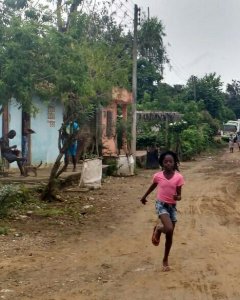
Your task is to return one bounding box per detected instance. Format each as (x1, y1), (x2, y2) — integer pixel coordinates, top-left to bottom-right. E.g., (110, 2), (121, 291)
(47, 105), (55, 127)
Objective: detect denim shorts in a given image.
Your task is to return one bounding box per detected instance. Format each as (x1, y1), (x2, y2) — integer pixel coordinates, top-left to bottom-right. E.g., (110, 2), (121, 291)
(155, 201), (177, 222)
(68, 141), (78, 156)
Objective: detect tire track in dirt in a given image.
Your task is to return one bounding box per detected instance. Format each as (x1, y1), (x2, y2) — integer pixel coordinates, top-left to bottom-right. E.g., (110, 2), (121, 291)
(1, 148), (240, 300)
(177, 150), (240, 300)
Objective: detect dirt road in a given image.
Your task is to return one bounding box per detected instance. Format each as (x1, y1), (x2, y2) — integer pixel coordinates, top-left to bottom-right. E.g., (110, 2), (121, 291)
(0, 148), (240, 300)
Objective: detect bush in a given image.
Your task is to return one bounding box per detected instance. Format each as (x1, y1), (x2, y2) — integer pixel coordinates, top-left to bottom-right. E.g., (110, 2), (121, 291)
(181, 140), (194, 160)
(136, 119), (165, 149)
(105, 158), (118, 176)
(0, 184), (30, 218)
(0, 226), (8, 235)
(181, 125), (210, 160)
(200, 110), (220, 138)
(137, 132), (161, 149)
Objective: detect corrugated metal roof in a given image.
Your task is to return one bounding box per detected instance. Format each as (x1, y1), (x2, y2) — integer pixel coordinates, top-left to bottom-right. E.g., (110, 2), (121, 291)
(136, 111), (182, 122)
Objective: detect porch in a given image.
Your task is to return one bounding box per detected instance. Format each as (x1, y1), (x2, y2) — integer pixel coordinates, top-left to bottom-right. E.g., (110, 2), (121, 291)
(0, 151), (147, 186)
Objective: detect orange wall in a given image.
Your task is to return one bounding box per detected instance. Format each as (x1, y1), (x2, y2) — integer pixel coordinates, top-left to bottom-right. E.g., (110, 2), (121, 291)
(101, 88), (132, 156)
(112, 87), (133, 104)
(101, 103), (117, 156)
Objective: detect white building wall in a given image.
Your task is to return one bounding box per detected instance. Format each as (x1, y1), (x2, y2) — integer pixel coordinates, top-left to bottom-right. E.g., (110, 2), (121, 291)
(8, 99), (22, 168)
(31, 97), (63, 164)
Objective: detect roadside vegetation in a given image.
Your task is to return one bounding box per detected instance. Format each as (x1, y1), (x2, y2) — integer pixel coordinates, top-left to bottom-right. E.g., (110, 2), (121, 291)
(137, 74), (239, 159)
(1, 0), (240, 203)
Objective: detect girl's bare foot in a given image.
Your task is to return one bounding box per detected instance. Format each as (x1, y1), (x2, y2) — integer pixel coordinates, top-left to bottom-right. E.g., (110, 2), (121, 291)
(152, 225), (161, 246)
(162, 260), (170, 272)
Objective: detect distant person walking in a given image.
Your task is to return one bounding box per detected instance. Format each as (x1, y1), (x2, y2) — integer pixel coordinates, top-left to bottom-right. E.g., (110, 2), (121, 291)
(140, 150), (184, 271)
(229, 134), (234, 153)
(62, 120), (79, 172)
(236, 132), (240, 151)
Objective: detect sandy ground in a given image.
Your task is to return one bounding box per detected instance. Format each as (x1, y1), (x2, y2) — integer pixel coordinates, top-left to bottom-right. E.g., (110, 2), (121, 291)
(0, 147), (240, 300)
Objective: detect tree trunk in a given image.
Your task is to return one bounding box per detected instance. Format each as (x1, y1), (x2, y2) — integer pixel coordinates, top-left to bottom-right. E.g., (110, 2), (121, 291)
(56, 0), (84, 32)
(41, 127), (78, 201)
(56, 0), (64, 32)
(66, 0), (84, 31)
(41, 152), (64, 201)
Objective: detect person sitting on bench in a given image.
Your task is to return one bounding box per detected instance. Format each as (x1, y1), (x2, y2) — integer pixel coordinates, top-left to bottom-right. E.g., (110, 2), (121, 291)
(0, 130), (26, 176)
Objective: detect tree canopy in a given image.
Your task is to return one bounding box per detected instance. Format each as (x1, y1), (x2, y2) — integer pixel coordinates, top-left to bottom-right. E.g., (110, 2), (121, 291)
(0, 0), (137, 113)
(1, 0), (239, 162)
(225, 80), (240, 118)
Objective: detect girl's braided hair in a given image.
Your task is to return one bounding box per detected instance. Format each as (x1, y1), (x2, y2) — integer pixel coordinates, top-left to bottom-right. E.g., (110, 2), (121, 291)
(159, 150), (180, 171)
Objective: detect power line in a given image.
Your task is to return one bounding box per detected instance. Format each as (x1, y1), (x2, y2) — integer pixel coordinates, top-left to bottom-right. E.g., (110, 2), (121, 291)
(171, 62), (188, 81)
(170, 66), (188, 83)
(112, 1), (133, 21)
(167, 49), (189, 82)
(127, 0), (135, 8)
(117, 0), (134, 17)
(80, 0), (134, 31)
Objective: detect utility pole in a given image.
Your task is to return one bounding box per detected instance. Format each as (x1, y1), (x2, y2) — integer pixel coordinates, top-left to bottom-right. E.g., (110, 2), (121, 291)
(131, 4), (140, 164)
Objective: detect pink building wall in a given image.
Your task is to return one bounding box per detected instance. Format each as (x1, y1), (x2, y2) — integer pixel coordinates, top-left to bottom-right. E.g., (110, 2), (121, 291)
(102, 88), (132, 156)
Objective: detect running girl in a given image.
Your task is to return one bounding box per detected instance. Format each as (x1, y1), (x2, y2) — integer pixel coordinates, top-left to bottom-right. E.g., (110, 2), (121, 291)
(140, 151), (184, 271)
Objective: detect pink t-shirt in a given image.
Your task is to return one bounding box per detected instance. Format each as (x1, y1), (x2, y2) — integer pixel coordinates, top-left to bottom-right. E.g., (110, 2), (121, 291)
(153, 171), (184, 204)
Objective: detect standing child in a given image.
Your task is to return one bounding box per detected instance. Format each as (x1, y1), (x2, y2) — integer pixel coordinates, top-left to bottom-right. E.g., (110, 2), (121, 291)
(61, 120), (80, 172)
(229, 134), (234, 153)
(140, 151), (184, 271)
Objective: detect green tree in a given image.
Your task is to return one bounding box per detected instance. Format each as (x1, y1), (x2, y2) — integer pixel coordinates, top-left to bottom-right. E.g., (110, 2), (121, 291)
(0, 19), (42, 111)
(137, 58), (161, 102)
(225, 80), (240, 118)
(136, 17), (169, 103)
(185, 73), (226, 119)
(138, 17), (169, 71)
(0, 1), (134, 200)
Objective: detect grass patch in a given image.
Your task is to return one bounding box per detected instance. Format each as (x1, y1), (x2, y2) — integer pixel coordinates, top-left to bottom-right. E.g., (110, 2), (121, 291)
(0, 183), (97, 222)
(34, 208), (64, 218)
(0, 226), (9, 235)
(204, 142), (226, 156)
(0, 184), (30, 218)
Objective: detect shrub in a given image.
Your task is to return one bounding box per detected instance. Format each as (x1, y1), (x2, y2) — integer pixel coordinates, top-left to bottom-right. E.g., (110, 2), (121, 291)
(0, 184), (30, 218)
(0, 226), (8, 235)
(181, 140), (194, 160)
(180, 125), (210, 160)
(105, 158), (118, 176)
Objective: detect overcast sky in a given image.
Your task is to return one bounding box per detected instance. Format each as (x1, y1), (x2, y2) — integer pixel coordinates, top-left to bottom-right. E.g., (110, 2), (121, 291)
(134, 0), (240, 87)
